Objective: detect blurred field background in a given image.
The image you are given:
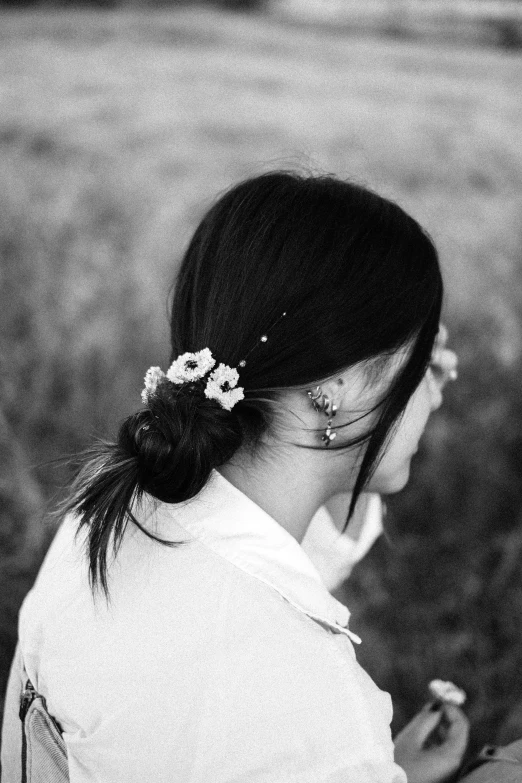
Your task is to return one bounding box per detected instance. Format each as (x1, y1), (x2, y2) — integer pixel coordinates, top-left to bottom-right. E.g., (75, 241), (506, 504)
(1, 0), (522, 760)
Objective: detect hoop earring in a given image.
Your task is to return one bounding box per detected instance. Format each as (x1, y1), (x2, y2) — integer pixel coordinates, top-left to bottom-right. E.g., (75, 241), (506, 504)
(307, 386), (338, 447)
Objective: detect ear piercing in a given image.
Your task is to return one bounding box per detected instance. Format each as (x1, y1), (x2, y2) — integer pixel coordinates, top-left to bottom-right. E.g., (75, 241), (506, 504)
(307, 386), (338, 447)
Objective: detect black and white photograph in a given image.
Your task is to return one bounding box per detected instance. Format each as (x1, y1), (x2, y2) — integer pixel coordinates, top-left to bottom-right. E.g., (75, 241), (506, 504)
(1, 1), (522, 781)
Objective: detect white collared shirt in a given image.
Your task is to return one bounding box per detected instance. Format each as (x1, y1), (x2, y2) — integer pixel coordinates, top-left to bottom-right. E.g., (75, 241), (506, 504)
(303, 492), (383, 592)
(14, 472), (405, 783)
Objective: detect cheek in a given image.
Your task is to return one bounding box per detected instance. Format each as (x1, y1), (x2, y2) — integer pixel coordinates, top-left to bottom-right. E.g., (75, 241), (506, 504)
(366, 384), (433, 493)
(399, 379), (434, 443)
(366, 450), (412, 493)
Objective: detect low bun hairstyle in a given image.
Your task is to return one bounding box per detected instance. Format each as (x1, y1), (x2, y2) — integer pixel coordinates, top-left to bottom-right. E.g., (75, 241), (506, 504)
(67, 170), (443, 595)
(130, 384), (243, 504)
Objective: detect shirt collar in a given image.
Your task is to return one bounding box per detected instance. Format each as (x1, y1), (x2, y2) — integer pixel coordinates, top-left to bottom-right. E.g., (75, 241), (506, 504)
(166, 471), (361, 644)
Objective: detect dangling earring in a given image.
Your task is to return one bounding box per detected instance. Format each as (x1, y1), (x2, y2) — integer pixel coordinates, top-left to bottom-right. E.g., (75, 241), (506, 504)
(307, 386), (338, 447)
(322, 399), (338, 447)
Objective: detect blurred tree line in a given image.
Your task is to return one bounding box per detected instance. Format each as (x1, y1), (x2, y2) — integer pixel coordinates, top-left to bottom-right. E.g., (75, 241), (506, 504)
(1, 0), (520, 51)
(0, 0), (267, 8)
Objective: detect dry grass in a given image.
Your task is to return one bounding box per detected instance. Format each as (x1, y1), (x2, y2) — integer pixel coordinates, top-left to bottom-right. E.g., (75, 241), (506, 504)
(1, 6), (522, 755)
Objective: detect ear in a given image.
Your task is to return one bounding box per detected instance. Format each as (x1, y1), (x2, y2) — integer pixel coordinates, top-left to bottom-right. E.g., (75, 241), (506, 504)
(319, 364), (375, 413)
(319, 376), (345, 408)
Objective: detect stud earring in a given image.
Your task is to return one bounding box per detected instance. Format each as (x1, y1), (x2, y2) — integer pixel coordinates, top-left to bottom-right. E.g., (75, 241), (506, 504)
(307, 386), (338, 447)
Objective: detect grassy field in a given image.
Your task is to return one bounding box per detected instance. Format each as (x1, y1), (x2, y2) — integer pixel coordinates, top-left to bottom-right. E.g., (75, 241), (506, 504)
(1, 6), (522, 756)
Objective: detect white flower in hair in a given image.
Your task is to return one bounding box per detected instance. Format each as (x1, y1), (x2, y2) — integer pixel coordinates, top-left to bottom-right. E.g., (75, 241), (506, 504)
(204, 363), (245, 411)
(166, 348), (216, 385)
(141, 366), (166, 403)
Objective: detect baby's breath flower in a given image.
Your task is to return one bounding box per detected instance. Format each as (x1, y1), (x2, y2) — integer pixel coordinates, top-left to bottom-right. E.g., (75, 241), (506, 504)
(166, 348), (215, 385)
(141, 366), (166, 404)
(204, 363), (244, 412)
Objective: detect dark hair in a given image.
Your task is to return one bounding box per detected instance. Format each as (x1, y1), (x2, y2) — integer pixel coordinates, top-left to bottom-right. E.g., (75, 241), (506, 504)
(68, 171), (443, 594)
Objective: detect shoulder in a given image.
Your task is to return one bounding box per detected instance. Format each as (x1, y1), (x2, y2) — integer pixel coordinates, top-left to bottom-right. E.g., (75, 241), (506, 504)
(18, 506), (402, 783)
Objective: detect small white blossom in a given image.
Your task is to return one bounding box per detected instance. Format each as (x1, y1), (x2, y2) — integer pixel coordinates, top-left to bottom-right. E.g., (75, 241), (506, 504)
(141, 366), (166, 404)
(166, 348), (215, 385)
(428, 679), (467, 706)
(204, 363), (245, 411)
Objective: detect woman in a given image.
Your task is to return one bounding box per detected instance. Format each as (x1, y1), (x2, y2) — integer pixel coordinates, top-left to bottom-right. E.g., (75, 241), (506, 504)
(3, 171), (471, 782)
